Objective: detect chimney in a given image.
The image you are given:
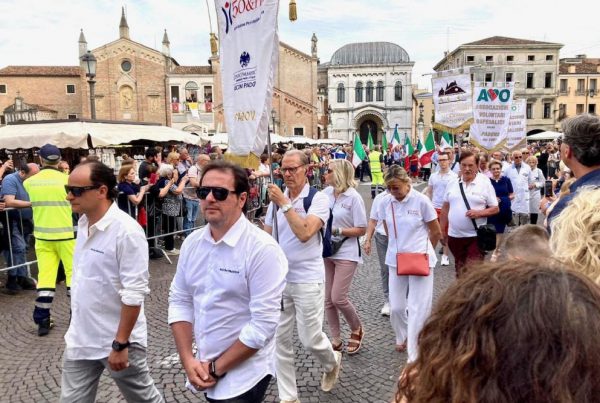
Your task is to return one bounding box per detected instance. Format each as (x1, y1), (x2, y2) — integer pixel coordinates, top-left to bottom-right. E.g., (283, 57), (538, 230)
(119, 7), (130, 39)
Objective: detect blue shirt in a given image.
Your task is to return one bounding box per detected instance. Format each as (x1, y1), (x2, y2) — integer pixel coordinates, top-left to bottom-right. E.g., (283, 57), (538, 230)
(0, 172), (32, 220)
(547, 168), (600, 230)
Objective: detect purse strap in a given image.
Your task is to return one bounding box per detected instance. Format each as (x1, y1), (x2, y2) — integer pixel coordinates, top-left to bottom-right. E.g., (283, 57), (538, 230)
(459, 181), (479, 232)
(390, 200), (428, 254)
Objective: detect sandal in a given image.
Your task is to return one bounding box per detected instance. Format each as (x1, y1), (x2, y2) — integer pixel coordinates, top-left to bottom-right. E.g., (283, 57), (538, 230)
(395, 342), (407, 353)
(331, 339), (343, 352)
(347, 326), (364, 355)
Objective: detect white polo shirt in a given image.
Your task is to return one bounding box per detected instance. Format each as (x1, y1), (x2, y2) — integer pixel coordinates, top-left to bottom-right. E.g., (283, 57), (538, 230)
(65, 203), (150, 360)
(428, 170), (458, 208)
(168, 214), (288, 400)
(370, 190), (390, 236)
(322, 186), (367, 263)
(378, 190), (438, 268)
(443, 173), (498, 238)
(265, 183), (330, 283)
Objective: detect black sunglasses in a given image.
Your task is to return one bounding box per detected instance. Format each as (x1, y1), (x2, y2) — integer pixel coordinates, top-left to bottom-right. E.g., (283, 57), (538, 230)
(64, 184), (101, 197)
(197, 186), (236, 201)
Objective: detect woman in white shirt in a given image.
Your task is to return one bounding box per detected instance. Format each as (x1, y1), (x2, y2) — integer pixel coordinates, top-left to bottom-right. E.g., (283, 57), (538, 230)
(526, 155), (545, 225)
(322, 159), (367, 354)
(379, 166), (441, 362)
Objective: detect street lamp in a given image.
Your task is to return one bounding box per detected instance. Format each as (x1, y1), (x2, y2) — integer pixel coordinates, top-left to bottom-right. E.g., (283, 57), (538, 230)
(417, 102), (424, 143)
(80, 50), (97, 120)
(271, 109), (277, 135)
(327, 104), (332, 139)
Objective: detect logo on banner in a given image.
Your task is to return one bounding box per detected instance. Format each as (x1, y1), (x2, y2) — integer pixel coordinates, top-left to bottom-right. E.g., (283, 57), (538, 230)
(477, 88), (511, 103)
(240, 52), (251, 68)
(437, 80), (468, 104)
(233, 51), (257, 91)
(221, 0), (266, 34)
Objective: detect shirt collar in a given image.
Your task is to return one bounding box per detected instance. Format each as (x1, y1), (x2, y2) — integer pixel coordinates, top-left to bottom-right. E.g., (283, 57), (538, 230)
(91, 202), (121, 232)
(570, 168), (600, 192)
(285, 182), (310, 201)
(202, 213), (246, 247)
(391, 187), (415, 204)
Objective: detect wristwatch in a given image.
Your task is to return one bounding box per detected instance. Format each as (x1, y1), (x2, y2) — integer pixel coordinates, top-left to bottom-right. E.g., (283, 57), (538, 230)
(112, 340), (131, 352)
(281, 203), (293, 214)
(209, 360), (226, 379)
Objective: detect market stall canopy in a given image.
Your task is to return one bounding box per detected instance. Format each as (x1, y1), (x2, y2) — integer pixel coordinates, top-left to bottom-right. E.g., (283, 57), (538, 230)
(201, 132), (322, 146)
(527, 131), (562, 141)
(0, 120), (202, 150)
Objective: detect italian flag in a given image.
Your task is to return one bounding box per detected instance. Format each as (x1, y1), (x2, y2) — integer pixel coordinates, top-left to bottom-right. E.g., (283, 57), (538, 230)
(440, 131), (454, 150)
(352, 133), (367, 168)
(404, 136), (415, 168)
(419, 129), (436, 166)
(367, 129), (375, 151)
(382, 132), (388, 153)
(391, 124), (402, 147)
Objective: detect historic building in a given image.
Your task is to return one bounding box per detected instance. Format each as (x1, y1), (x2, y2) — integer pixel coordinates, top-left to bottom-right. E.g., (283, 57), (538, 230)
(319, 42), (415, 144)
(556, 55), (600, 129)
(433, 36), (563, 134)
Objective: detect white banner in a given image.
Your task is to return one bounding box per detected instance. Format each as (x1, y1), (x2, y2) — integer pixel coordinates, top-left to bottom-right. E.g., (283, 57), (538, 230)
(505, 98), (527, 151)
(469, 82), (514, 152)
(216, 0), (279, 160)
(432, 69), (473, 134)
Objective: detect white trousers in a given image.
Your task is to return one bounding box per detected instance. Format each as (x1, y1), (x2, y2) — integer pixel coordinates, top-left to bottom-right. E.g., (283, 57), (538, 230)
(275, 282), (337, 401)
(388, 267), (434, 363)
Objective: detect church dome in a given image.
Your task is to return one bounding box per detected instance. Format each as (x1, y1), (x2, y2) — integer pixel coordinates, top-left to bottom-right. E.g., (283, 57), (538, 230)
(330, 42), (410, 66)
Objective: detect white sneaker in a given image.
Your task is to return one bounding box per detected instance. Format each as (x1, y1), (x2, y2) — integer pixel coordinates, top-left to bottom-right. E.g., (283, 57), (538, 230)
(280, 400), (301, 403)
(380, 302), (390, 316)
(166, 248), (180, 256)
(441, 255), (450, 266)
(321, 351), (342, 392)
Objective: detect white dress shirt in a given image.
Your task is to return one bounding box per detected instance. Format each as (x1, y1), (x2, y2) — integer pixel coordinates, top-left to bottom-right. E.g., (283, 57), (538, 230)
(428, 170), (458, 209)
(265, 183), (330, 283)
(444, 173), (498, 238)
(322, 186), (367, 263)
(503, 163), (533, 214)
(65, 203), (150, 360)
(168, 215), (288, 400)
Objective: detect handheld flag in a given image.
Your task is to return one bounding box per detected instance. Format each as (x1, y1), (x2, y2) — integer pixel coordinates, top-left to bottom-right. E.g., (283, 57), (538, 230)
(367, 129), (375, 151)
(391, 124), (402, 147)
(404, 135), (415, 168)
(352, 133), (367, 168)
(419, 129), (436, 166)
(382, 132), (388, 153)
(440, 132), (454, 150)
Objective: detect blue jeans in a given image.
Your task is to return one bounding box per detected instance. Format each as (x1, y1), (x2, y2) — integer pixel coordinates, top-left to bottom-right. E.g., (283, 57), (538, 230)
(183, 198), (200, 235)
(2, 219), (29, 277)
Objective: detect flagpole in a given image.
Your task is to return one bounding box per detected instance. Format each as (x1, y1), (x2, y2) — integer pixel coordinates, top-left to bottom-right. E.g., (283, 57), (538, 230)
(267, 120), (278, 242)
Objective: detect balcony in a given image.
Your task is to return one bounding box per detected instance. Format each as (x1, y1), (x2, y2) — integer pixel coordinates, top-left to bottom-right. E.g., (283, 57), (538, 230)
(575, 89), (587, 96)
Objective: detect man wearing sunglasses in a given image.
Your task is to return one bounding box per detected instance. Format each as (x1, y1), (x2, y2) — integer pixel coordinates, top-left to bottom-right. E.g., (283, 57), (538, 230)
(264, 150), (342, 403)
(169, 160), (287, 403)
(61, 161), (162, 402)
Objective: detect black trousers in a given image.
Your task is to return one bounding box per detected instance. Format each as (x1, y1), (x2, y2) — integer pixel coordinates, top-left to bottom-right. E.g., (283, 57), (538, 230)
(205, 375), (272, 403)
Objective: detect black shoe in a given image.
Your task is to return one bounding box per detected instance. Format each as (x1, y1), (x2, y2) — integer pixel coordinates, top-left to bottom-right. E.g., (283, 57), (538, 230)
(38, 317), (54, 337)
(3, 276), (22, 295)
(18, 276), (37, 291)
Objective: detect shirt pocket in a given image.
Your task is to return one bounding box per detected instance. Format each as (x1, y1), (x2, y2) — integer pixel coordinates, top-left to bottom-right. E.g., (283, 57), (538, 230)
(72, 272), (108, 314)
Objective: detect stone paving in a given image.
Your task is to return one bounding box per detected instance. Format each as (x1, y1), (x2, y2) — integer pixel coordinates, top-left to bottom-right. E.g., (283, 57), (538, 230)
(0, 181), (457, 402)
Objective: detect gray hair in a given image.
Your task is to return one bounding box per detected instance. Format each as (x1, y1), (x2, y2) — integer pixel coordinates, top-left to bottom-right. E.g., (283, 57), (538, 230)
(561, 113), (600, 167)
(157, 164), (174, 178)
(284, 149), (309, 165)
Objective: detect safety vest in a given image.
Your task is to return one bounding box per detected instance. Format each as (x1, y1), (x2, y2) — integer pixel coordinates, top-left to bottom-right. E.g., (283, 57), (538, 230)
(369, 151), (383, 173)
(23, 168), (75, 241)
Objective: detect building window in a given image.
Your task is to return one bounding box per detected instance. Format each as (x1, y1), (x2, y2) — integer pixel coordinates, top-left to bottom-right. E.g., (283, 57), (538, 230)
(355, 82), (363, 102)
(66, 84), (76, 94)
(337, 83), (345, 103)
(366, 81), (374, 102)
(485, 73), (493, 83)
(526, 73), (534, 89)
(203, 86), (213, 103)
(559, 103), (567, 120)
(394, 81), (402, 101)
(544, 73), (553, 88)
(170, 86), (180, 103)
(543, 102), (551, 119)
(293, 127), (304, 136)
(0, 84), (6, 94)
(466, 55), (474, 62)
(68, 114), (77, 119)
(560, 79), (568, 93)
(506, 55), (514, 62)
(376, 81), (384, 102)
(590, 79), (597, 94)
(576, 104), (584, 114)
(0, 115), (5, 124)
(546, 55), (554, 61)
(577, 79), (585, 95)
(505, 72), (513, 82)
(526, 103), (533, 119)
(485, 55), (493, 62)
(590, 104), (596, 114)
(121, 60), (132, 72)
(185, 81), (199, 102)
(528, 55), (535, 61)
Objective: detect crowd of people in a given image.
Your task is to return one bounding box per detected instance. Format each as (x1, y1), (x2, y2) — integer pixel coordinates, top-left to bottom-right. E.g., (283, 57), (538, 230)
(0, 112), (599, 402)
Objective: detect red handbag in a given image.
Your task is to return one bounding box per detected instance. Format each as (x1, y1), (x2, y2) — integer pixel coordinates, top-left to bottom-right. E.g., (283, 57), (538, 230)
(391, 203), (430, 276)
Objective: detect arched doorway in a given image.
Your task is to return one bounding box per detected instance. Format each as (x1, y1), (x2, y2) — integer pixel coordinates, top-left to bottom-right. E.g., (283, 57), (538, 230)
(359, 120), (378, 145)
(354, 110), (386, 145)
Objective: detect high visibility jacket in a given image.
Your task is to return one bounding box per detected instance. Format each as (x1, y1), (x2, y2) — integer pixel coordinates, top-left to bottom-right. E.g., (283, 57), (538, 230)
(369, 151), (383, 173)
(24, 167), (75, 241)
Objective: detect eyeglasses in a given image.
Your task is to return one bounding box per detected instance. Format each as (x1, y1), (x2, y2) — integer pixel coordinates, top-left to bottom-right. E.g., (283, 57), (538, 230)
(64, 185), (101, 197)
(197, 186), (236, 201)
(280, 165), (305, 175)
(514, 156), (522, 159)
(438, 158), (449, 162)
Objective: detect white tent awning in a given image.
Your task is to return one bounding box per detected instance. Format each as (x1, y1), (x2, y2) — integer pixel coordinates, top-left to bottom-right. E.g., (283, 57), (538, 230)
(527, 131), (562, 141)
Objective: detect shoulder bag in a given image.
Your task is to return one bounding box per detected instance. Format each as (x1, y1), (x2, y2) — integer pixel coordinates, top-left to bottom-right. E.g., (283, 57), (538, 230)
(459, 182), (496, 251)
(391, 202), (430, 276)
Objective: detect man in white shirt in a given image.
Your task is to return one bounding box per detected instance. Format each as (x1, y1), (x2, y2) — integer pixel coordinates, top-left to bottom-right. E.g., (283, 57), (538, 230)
(169, 161), (287, 403)
(265, 150), (342, 403)
(440, 152), (499, 276)
(61, 161), (162, 403)
(503, 149), (533, 226)
(491, 151), (511, 171)
(444, 147), (461, 175)
(425, 152), (458, 266)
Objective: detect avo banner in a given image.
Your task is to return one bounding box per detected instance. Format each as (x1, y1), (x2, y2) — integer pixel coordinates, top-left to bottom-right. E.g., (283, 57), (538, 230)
(469, 83), (514, 152)
(505, 99), (527, 151)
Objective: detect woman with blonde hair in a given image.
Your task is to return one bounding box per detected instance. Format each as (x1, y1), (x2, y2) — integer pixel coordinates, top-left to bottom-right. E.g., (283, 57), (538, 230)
(322, 158), (367, 354)
(550, 188), (600, 284)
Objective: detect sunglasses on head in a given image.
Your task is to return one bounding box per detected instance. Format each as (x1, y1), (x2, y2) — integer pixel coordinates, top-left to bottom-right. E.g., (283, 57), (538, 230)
(197, 186), (236, 201)
(64, 184), (102, 197)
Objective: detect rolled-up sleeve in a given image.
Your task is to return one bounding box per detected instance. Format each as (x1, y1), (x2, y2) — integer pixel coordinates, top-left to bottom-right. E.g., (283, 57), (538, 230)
(238, 243), (288, 349)
(117, 229), (150, 306)
(167, 242), (195, 324)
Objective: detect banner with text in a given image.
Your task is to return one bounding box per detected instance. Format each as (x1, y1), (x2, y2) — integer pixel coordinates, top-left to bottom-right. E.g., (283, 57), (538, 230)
(505, 98), (527, 151)
(216, 0), (279, 166)
(469, 82), (514, 152)
(432, 68), (473, 134)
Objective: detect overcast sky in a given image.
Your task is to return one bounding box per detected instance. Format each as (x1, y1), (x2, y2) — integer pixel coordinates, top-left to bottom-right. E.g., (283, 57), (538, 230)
(1, 0), (599, 89)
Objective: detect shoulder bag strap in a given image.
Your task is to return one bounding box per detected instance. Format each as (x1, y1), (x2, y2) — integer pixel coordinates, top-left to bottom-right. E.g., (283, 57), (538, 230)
(459, 181), (479, 232)
(391, 200), (429, 253)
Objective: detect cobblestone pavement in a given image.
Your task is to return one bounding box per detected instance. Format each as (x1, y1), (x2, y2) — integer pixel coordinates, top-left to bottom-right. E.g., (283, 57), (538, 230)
(0, 181), (457, 403)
